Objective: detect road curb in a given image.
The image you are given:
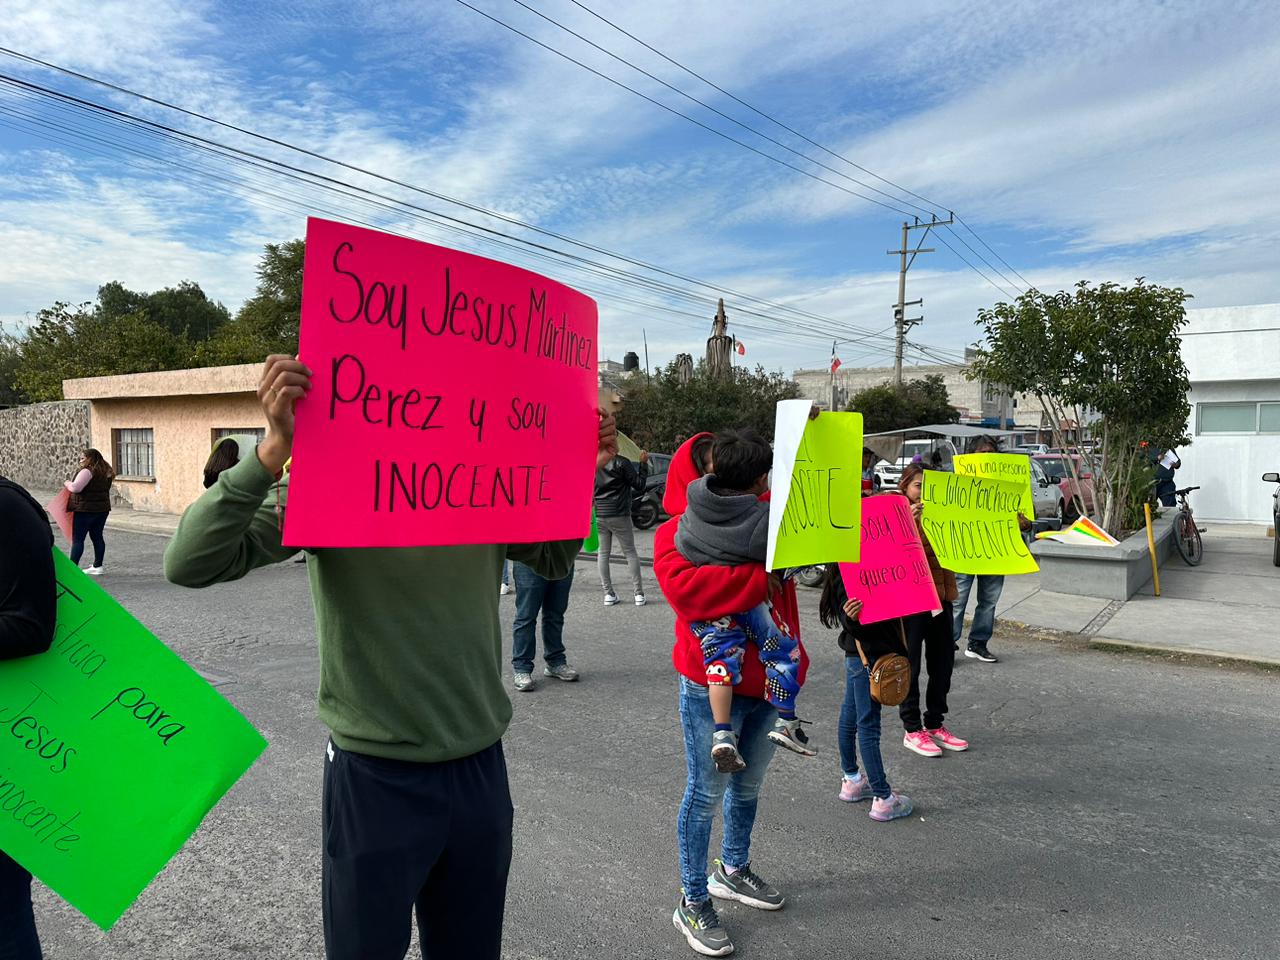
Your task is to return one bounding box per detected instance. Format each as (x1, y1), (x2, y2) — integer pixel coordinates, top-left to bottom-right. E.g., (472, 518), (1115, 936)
(995, 618), (1280, 672)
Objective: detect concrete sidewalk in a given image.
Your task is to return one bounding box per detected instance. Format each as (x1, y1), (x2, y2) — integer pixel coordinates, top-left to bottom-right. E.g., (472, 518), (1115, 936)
(990, 523), (1280, 668)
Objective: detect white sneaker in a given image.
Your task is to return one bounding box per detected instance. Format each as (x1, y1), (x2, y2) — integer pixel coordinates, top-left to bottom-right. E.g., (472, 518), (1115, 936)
(603, 591), (620, 606)
(500, 583), (512, 596)
(86, 566), (104, 576)
(635, 593), (647, 606)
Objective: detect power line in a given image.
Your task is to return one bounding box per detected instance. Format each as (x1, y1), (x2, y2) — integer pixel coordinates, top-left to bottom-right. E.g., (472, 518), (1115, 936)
(501, 0), (939, 218)
(450, 1), (920, 218)
(0, 47), (891, 337)
(556, 0), (1031, 297)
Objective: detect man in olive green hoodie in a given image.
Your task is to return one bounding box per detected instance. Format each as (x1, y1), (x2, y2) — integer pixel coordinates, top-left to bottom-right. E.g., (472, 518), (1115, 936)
(165, 356), (615, 960)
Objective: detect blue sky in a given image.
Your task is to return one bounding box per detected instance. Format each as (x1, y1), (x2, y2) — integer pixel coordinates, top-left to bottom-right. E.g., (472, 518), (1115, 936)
(2, 0), (1278, 375)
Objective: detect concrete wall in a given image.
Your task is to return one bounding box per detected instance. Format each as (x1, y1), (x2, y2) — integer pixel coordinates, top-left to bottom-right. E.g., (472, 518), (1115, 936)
(1180, 304), (1280, 523)
(88, 395), (266, 514)
(0, 400), (91, 493)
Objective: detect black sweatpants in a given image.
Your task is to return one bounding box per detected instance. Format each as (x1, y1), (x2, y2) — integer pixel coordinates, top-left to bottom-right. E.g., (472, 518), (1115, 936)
(0, 848), (40, 960)
(322, 738), (514, 960)
(899, 601), (955, 733)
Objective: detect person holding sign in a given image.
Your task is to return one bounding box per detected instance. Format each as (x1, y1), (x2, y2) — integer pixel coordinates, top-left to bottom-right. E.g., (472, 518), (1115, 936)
(165, 355), (616, 960)
(674, 430), (814, 767)
(655, 432), (808, 958)
(818, 567), (913, 822)
(897, 464), (969, 759)
(951, 436), (1031, 664)
(0, 475), (57, 960)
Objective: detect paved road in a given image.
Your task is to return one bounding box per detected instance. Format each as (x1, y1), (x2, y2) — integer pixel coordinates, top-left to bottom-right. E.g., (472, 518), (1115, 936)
(32, 532), (1280, 959)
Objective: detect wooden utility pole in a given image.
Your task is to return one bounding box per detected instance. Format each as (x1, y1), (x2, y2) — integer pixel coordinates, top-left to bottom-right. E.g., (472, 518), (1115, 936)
(889, 214), (953, 387)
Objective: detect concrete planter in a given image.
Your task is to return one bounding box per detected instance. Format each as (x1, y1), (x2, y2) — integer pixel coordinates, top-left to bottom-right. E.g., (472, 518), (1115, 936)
(1030, 515), (1178, 600)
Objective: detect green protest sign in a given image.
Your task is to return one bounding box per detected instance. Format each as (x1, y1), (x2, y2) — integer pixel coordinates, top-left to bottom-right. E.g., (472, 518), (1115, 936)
(0, 550), (267, 929)
(952, 453), (1035, 519)
(766, 401), (863, 568)
(920, 470), (1039, 575)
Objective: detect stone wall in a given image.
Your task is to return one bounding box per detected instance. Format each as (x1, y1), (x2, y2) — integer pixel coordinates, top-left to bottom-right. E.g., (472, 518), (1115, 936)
(0, 401), (92, 494)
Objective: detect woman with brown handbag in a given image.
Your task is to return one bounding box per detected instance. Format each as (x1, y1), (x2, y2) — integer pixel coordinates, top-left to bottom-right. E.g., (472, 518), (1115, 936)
(820, 566), (914, 822)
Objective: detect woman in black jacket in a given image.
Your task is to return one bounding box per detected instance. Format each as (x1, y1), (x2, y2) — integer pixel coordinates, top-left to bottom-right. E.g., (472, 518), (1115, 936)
(820, 567), (913, 822)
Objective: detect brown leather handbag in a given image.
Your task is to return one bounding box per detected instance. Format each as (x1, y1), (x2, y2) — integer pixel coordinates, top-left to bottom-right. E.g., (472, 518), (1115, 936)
(854, 621), (912, 706)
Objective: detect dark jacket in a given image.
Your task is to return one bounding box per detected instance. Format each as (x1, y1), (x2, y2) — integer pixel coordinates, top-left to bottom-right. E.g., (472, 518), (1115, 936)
(674, 475), (768, 566)
(829, 573), (908, 662)
(68, 471), (112, 513)
(0, 476), (57, 660)
(593, 456), (647, 518)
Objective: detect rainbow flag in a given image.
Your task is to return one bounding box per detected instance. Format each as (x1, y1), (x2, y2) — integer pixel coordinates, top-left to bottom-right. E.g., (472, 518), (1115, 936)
(1035, 517), (1120, 546)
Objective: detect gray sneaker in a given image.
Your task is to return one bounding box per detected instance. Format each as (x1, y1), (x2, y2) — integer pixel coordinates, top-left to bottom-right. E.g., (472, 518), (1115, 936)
(543, 662), (579, 682)
(672, 896), (733, 957)
(706, 860), (784, 911)
(513, 671), (536, 692)
(711, 730), (746, 773)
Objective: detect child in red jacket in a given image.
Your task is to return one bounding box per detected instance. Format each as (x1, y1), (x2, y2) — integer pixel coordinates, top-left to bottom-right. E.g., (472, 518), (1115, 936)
(674, 430), (814, 771)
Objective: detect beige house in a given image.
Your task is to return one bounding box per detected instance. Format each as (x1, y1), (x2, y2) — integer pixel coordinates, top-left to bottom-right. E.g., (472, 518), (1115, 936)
(63, 364), (266, 515)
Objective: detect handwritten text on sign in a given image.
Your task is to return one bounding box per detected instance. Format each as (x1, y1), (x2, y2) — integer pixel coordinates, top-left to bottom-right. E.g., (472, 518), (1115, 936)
(284, 219), (599, 547)
(0, 551), (267, 929)
(920, 470), (1039, 575)
(952, 453), (1034, 520)
(766, 402), (863, 568)
(839, 495), (941, 624)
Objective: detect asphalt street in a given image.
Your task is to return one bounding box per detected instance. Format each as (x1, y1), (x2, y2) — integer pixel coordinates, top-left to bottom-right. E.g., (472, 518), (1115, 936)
(31, 531), (1280, 960)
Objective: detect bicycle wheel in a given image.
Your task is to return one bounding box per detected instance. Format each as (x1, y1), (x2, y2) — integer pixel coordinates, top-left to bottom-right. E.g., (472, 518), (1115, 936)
(1175, 512), (1203, 566)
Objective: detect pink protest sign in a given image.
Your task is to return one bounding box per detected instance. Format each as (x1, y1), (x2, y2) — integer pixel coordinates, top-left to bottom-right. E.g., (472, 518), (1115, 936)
(839, 495), (940, 624)
(46, 488), (73, 544)
(284, 218), (599, 548)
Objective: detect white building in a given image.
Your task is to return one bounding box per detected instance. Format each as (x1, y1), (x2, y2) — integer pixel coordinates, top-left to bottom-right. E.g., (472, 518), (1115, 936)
(1179, 304), (1280, 523)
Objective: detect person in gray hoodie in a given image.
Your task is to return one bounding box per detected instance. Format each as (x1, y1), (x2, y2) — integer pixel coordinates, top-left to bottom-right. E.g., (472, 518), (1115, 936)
(675, 430), (814, 773)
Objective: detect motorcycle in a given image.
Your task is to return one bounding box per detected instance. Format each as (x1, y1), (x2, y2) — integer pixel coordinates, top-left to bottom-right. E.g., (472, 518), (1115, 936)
(631, 484), (664, 530)
(793, 564), (826, 588)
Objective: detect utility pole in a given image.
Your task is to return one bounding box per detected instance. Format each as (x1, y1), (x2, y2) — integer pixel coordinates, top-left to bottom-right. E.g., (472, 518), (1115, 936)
(889, 214), (953, 387)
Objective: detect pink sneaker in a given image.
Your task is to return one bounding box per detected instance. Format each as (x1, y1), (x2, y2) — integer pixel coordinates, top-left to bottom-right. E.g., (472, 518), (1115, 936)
(903, 730), (942, 757)
(870, 792), (914, 822)
(926, 726), (969, 752)
(839, 775), (872, 803)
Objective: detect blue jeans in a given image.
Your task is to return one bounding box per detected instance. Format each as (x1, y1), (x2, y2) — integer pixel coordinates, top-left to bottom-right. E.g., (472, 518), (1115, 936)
(838, 658), (890, 799)
(0, 849), (40, 959)
(69, 510), (107, 567)
(676, 677), (777, 902)
(500, 560), (510, 587)
(952, 573), (1004, 645)
(511, 562), (573, 673)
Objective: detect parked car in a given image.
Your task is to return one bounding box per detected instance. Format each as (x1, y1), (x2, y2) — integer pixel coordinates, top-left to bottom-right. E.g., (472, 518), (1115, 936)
(879, 438), (958, 486)
(1264, 471), (1280, 567)
(1033, 454), (1095, 519)
(1010, 442), (1050, 455)
(1028, 457), (1068, 521)
(632, 452), (673, 529)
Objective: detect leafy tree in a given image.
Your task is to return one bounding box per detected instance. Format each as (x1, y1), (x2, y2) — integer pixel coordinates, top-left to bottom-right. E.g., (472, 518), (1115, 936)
(616, 360), (802, 452)
(968, 279), (1191, 535)
(0, 328), (27, 406)
(97, 280), (229, 340)
(847, 374), (959, 432)
(13, 301), (195, 401)
(201, 240), (304, 364)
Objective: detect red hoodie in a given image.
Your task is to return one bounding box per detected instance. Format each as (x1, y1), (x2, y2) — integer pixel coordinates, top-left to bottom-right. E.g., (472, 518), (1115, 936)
(654, 433), (809, 698)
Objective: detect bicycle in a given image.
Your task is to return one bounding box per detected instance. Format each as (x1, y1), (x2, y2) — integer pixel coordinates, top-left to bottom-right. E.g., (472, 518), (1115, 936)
(1170, 485), (1204, 566)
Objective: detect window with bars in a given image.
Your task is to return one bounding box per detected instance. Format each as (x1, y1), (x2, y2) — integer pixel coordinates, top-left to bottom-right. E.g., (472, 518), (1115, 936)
(1197, 401), (1280, 434)
(113, 428), (155, 479)
(212, 427), (265, 445)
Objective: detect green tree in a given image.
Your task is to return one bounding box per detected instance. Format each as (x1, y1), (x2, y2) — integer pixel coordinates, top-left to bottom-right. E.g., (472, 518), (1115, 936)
(96, 280), (230, 340)
(0, 327), (28, 406)
(201, 240), (304, 364)
(615, 360), (802, 451)
(969, 279), (1192, 535)
(13, 301), (196, 401)
(847, 374), (959, 432)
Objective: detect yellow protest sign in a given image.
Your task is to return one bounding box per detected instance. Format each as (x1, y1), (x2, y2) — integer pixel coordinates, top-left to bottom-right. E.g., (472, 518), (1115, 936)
(766, 400), (863, 568)
(919, 470), (1038, 575)
(952, 453), (1034, 520)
